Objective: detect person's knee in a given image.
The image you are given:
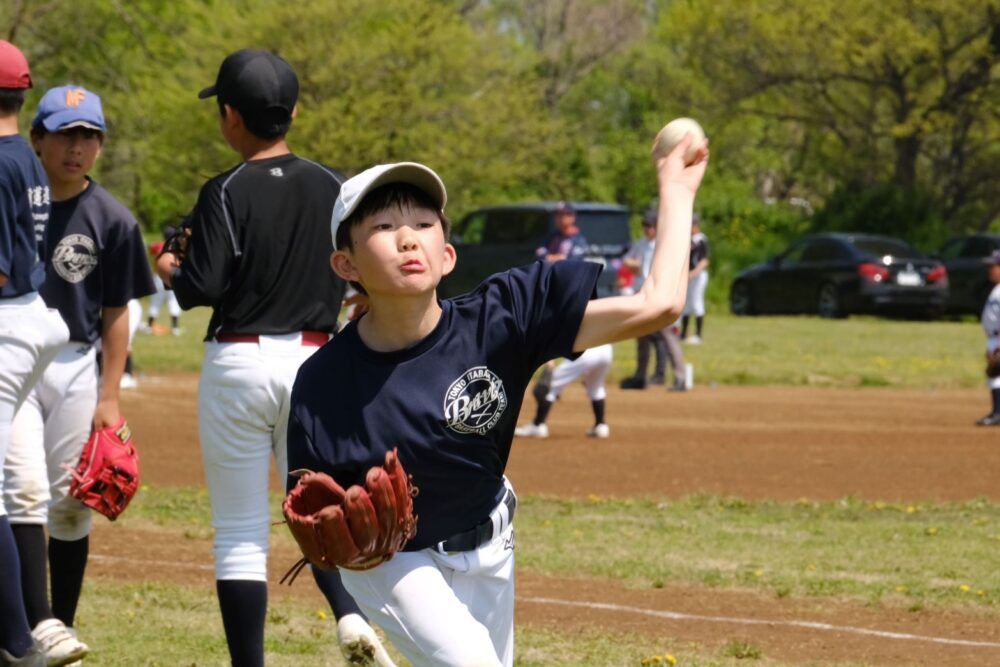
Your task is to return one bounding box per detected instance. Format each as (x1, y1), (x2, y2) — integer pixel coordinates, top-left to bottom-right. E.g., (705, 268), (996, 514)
(48, 500), (91, 541)
(3, 477), (50, 523)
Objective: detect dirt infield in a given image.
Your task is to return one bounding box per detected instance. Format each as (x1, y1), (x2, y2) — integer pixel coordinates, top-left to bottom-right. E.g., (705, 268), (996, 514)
(112, 374), (1000, 665)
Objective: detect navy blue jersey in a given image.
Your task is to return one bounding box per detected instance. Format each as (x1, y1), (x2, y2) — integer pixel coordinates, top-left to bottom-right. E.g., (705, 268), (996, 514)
(536, 230), (588, 261)
(0, 135), (50, 298)
(288, 259), (601, 550)
(41, 179), (155, 343)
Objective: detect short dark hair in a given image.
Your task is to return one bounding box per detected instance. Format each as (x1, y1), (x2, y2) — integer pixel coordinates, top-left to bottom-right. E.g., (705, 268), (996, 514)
(218, 99), (291, 140)
(0, 88), (25, 114)
(336, 182), (450, 251)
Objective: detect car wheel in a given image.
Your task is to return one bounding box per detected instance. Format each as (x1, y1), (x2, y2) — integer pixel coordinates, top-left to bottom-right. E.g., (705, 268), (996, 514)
(730, 281), (755, 316)
(817, 283), (845, 319)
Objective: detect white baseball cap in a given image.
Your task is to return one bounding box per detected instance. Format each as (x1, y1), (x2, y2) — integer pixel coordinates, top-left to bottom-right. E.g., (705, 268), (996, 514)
(332, 162), (448, 249)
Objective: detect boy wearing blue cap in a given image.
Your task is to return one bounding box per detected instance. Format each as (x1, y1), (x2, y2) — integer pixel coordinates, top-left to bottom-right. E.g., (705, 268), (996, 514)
(2, 84), (154, 666)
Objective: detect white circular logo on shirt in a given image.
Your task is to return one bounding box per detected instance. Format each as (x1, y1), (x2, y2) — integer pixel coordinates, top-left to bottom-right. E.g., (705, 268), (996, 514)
(52, 234), (98, 283)
(443, 366), (508, 435)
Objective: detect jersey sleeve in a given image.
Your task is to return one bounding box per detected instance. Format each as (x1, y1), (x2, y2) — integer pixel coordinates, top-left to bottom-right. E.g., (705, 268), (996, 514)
(170, 178), (237, 309)
(100, 208), (156, 307)
(499, 259), (601, 368)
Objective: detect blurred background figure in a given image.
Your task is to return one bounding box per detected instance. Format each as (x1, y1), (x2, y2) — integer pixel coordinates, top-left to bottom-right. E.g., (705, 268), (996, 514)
(977, 250), (1000, 426)
(681, 214), (709, 344)
(143, 223), (184, 336)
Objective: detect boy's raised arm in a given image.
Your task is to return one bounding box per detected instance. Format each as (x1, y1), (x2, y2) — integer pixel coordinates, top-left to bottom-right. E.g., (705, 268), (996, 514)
(572, 135), (708, 352)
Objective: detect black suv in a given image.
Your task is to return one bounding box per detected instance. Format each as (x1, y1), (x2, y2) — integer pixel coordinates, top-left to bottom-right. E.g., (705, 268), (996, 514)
(439, 202), (632, 298)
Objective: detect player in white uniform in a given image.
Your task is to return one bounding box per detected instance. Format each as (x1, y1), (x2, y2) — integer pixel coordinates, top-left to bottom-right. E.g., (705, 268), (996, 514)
(0, 40), (70, 667)
(681, 214), (709, 344)
(514, 344), (614, 439)
(4, 84), (155, 666)
(288, 133), (706, 665)
(977, 250), (1000, 426)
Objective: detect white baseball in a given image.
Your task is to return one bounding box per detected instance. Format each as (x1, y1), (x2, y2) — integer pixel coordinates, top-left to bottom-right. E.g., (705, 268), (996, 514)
(652, 117), (706, 164)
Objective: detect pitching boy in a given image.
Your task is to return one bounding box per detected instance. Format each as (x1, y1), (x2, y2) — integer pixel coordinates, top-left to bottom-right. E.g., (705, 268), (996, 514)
(287, 133), (707, 665)
(156, 48), (392, 667)
(3, 84), (155, 666)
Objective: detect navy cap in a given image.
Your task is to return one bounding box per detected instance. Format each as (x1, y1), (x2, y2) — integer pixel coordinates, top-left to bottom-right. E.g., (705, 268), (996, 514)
(32, 85), (106, 132)
(642, 208), (657, 226)
(555, 201), (575, 215)
(199, 49), (297, 121)
(982, 250), (1000, 266)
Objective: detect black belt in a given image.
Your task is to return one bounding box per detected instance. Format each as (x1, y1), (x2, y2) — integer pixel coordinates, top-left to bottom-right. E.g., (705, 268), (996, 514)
(436, 488), (517, 554)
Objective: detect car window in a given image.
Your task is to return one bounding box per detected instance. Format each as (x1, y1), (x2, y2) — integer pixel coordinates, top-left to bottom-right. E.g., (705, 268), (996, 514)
(937, 238), (966, 260)
(780, 241), (810, 266)
(852, 238), (922, 259)
(482, 209), (549, 244)
(801, 239), (845, 262)
(576, 211), (632, 246)
(962, 237), (995, 258)
(455, 212), (487, 245)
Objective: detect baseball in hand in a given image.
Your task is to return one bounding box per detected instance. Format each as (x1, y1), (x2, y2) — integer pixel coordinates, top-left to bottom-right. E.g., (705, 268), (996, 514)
(652, 117), (706, 164)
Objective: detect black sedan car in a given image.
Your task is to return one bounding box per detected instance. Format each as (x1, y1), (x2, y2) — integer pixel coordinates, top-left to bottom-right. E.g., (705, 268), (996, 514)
(935, 234), (1000, 315)
(730, 233), (948, 318)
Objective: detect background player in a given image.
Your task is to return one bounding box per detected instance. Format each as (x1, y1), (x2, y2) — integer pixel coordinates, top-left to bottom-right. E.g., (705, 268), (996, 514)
(0, 40), (70, 667)
(680, 213), (709, 344)
(3, 84), (155, 666)
(155, 49), (393, 667)
(620, 207), (687, 391)
(143, 223), (183, 336)
(513, 344), (614, 439)
(977, 250), (1000, 426)
(287, 132), (706, 665)
(535, 201), (588, 262)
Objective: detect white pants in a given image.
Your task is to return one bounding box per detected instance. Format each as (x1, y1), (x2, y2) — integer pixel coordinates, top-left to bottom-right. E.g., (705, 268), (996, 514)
(684, 270), (708, 317)
(148, 276), (180, 319)
(340, 523), (515, 667)
(198, 334), (321, 581)
(4, 344), (98, 540)
(546, 344), (612, 402)
(987, 339), (1000, 390)
(0, 293), (70, 516)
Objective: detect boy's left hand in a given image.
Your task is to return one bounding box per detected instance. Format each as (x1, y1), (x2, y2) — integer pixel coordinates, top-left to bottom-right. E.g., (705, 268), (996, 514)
(655, 134), (709, 196)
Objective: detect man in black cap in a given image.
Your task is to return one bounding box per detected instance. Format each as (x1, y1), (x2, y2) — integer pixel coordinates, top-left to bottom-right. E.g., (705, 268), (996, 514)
(156, 49), (395, 667)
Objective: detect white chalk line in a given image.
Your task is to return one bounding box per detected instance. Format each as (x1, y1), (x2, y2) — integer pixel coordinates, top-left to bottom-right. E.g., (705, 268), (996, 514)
(90, 553), (1000, 650)
(521, 597), (1000, 649)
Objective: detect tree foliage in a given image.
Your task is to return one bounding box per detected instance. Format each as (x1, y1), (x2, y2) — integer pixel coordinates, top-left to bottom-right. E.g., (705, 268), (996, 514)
(0, 0), (996, 254)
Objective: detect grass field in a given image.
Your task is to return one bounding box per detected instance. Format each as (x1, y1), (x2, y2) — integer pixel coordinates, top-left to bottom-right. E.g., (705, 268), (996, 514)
(134, 302), (985, 388)
(83, 486), (1000, 666)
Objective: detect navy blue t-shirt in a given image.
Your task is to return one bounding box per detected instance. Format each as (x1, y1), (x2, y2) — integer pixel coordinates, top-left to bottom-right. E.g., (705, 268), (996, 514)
(41, 179), (155, 343)
(288, 259), (601, 550)
(0, 135), (50, 298)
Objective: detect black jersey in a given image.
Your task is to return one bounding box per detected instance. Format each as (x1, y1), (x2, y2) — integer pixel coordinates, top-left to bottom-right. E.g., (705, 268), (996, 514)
(42, 180), (155, 343)
(689, 232), (709, 271)
(288, 260), (602, 550)
(0, 135), (50, 298)
(171, 154), (347, 339)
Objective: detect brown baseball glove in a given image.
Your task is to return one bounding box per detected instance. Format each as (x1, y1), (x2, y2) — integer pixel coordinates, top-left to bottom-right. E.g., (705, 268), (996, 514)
(280, 448), (417, 584)
(986, 349), (1000, 378)
(66, 418), (140, 521)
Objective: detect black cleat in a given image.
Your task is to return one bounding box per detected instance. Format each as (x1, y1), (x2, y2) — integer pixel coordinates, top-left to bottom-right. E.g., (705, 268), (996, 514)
(976, 413), (1000, 426)
(619, 376), (647, 390)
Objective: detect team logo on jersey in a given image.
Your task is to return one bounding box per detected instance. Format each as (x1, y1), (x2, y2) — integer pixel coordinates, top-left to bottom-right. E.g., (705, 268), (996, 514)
(443, 366), (508, 435)
(52, 234), (98, 283)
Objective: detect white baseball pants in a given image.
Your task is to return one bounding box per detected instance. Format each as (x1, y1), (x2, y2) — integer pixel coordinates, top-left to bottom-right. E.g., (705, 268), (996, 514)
(546, 344), (613, 402)
(147, 276), (180, 319)
(683, 270), (708, 317)
(4, 344), (98, 540)
(340, 522), (515, 667)
(198, 334), (320, 581)
(0, 293), (69, 516)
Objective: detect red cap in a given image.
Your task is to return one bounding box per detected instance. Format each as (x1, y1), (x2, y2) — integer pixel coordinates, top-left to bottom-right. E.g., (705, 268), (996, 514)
(0, 41), (31, 89)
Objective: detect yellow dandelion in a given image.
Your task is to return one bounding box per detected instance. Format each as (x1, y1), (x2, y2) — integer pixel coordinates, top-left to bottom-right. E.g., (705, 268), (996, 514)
(959, 584), (972, 593)
(666, 655), (678, 665)
(925, 527), (939, 536)
(895, 585), (907, 593)
(316, 610), (328, 620)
